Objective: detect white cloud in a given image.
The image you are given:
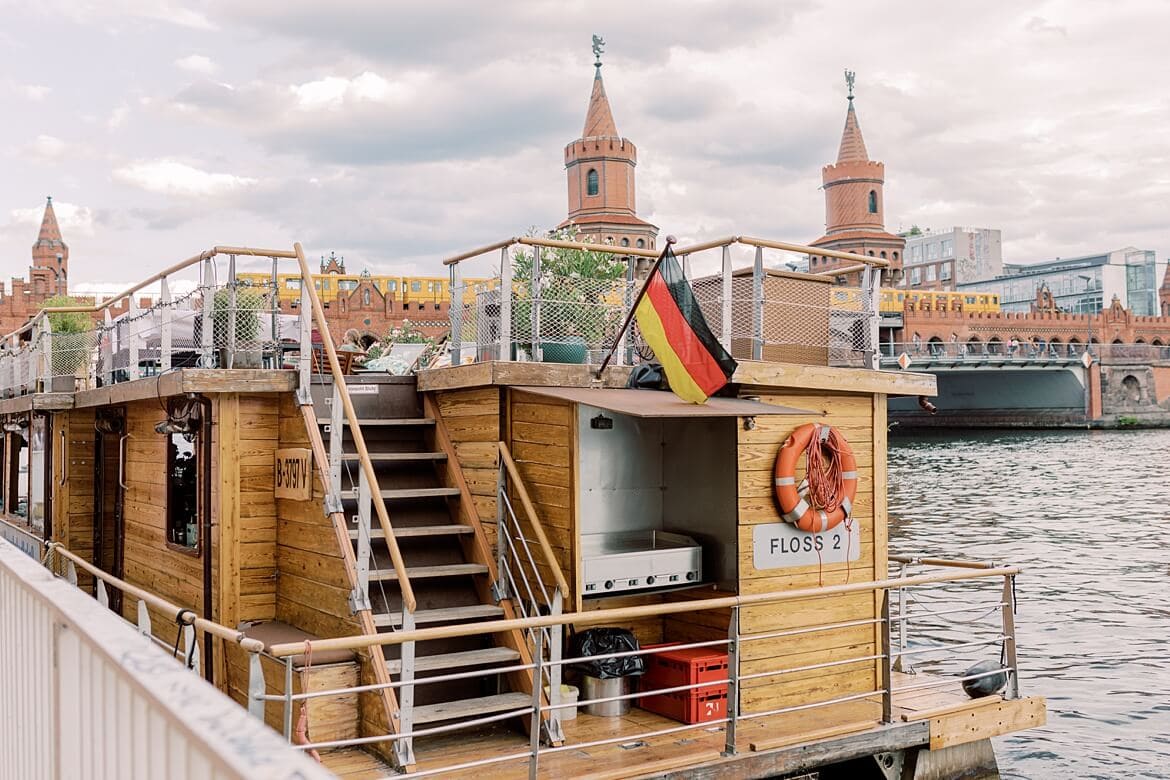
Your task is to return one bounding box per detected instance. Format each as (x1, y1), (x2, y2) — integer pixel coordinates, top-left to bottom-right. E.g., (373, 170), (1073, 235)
(19, 84), (51, 101)
(290, 71), (415, 111)
(106, 103), (130, 129)
(26, 135), (70, 161)
(114, 159), (258, 198)
(8, 201), (95, 237)
(174, 54), (217, 75)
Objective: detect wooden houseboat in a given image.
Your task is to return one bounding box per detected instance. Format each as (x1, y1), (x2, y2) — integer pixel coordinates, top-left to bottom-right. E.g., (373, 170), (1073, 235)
(0, 237), (1044, 779)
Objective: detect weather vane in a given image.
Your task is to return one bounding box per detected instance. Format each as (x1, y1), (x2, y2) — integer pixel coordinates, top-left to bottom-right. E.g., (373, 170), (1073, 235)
(845, 69), (856, 100)
(592, 34), (605, 69)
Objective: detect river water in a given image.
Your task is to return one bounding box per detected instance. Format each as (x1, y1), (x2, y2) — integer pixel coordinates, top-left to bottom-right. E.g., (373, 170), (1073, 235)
(888, 428), (1170, 779)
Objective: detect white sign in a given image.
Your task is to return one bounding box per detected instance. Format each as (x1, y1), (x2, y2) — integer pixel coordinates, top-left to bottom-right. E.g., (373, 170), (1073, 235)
(346, 384), (379, 395)
(752, 521), (861, 570)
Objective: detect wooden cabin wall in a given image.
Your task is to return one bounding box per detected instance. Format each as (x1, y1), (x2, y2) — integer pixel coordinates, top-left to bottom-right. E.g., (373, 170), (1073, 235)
(505, 390), (577, 609)
(52, 409), (96, 590)
(117, 399), (205, 650)
(735, 389), (885, 715)
(431, 387), (501, 546)
(273, 393), (359, 640)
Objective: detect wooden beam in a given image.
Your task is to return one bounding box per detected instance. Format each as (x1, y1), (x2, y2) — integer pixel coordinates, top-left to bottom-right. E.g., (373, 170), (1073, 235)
(735, 361), (937, 397)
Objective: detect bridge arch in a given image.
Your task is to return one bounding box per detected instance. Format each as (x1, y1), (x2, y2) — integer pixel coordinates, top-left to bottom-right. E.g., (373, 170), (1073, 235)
(1112, 338), (1124, 345)
(928, 336), (944, 356)
(1135, 337), (1146, 344)
(966, 335), (983, 355)
(1121, 374), (1142, 403)
(1153, 338), (1164, 346)
(987, 336), (1003, 355)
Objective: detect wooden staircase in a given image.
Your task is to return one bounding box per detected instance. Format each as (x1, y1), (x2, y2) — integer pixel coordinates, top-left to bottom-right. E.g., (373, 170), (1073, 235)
(312, 376), (541, 767)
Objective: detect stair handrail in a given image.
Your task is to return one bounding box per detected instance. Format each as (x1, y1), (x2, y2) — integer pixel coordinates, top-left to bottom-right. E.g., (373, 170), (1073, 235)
(292, 242), (417, 614)
(497, 441), (570, 599)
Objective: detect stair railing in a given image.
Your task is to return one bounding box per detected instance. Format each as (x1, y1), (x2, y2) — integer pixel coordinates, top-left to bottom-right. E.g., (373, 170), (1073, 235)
(496, 441), (570, 743)
(292, 243), (419, 768)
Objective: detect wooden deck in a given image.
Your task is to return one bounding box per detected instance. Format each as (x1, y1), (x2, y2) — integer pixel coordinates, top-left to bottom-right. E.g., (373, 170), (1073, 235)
(318, 671), (1043, 779)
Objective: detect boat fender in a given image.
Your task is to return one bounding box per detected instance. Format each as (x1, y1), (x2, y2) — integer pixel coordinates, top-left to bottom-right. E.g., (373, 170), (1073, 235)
(773, 423), (857, 533)
(962, 659), (1007, 698)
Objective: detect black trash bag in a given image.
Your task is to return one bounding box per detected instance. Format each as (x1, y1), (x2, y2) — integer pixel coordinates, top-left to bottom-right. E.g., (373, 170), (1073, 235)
(570, 628), (645, 679)
(627, 361), (669, 391)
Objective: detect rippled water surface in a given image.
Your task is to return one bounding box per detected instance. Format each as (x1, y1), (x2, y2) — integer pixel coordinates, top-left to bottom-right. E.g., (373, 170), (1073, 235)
(889, 429), (1170, 780)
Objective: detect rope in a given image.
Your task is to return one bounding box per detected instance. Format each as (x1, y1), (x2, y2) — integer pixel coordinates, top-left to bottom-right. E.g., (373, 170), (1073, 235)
(171, 608), (196, 667)
(804, 425), (847, 514)
(294, 640), (323, 764)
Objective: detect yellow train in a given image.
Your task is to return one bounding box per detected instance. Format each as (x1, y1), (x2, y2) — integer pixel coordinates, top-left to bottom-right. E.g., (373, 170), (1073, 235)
(235, 272), (495, 307)
(831, 288), (1001, 315)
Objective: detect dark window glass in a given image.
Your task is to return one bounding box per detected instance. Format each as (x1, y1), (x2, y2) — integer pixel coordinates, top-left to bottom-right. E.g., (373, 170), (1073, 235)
(586, 169), (599, 196)
(868, 190), (878, 213)
(166, 402), (201, 549)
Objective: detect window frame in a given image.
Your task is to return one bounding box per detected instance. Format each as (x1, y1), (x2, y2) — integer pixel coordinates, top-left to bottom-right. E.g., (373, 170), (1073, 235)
(586, 169), (600, 197)
(165, 399), (204, 555)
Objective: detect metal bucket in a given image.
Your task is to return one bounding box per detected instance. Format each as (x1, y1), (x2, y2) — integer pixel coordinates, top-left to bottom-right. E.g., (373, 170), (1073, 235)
(581, 675), (631, 717)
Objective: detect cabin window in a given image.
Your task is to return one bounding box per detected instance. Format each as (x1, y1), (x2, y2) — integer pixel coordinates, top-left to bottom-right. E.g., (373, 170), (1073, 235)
(586, 169), (599, 196)
(5, 421), (28, 519)
(28, 415), (46, 535)
(165, 401), (202, 550)
(868, 190), (878, 213)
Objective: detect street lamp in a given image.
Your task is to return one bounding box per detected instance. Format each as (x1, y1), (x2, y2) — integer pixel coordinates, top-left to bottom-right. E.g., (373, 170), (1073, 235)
(1077, 274), (1094, 356)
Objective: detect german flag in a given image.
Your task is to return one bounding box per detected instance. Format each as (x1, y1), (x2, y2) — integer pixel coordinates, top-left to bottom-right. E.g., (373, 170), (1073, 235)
(635, 246), (737, 403)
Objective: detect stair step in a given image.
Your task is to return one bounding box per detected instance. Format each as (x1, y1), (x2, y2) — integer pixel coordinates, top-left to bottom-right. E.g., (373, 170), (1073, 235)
(338, 452), (447, 463)
(413, 692), (532, 725)
(376, 604), (505, 629)
(339, 487), (460, 500)
(386, 647), (521, 676)
(370, 563), (488, 582)
(318, 417), (435, 427)
(349, 524), (473, 540)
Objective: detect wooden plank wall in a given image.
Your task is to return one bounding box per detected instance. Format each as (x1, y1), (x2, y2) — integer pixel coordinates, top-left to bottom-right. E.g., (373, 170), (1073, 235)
(505, 390), (576, 608)
(433, 387), (501, 547)
(234, 394), (280, 623)
(52, 409), (96, 590)
(735, 389), (884, 715)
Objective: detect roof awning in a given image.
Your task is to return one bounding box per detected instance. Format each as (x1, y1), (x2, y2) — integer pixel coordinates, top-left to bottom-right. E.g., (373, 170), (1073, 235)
(514, 386), (810, 418)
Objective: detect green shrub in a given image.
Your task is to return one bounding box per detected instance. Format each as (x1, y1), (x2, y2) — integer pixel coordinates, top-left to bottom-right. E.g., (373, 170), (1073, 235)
(212, 286), (266, 346)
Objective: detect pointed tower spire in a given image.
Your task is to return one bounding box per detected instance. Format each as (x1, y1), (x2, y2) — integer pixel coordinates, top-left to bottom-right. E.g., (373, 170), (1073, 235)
(837, 70), (869, 163)
(36, 196), (64, 247)
(559, 35), (657, 255)
(583, 35), (618, 138)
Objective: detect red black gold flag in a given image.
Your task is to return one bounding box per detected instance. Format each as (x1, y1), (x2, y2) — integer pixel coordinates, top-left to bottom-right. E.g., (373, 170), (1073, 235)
(634, 246), (737, 403)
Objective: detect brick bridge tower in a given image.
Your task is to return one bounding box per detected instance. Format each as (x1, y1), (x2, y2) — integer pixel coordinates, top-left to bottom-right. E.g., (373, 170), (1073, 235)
(30, 196), (68, 297)
(559, 35), (658, 260)
(810, 72), (904, 285)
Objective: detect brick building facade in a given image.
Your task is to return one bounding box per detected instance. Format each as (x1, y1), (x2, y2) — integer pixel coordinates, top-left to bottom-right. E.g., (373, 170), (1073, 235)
(0, 198), (73, 335)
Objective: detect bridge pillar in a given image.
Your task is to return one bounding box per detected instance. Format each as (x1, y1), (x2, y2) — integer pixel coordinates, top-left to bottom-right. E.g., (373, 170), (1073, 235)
(1086, 361), (1102, 421)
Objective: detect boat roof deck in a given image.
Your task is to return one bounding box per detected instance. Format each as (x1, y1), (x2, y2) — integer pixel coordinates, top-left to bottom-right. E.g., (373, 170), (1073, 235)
(417, 359), (937, 397)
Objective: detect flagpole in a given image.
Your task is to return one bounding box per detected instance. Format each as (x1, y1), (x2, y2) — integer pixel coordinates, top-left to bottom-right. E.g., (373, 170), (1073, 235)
(595, 235), (676, 378)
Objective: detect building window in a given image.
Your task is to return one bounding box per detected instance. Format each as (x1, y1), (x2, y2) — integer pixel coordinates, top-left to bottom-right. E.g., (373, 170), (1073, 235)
(621, 238), (630, 247)
(636, 239), (645, 248)
(910, 268), (921, 286)
(587, 169), (599, 196)
(927, 243), (939, 260)
(867, 190), (878, 213)
(940, 263), (952, 281)
(893, 252), (899, 261)
(926, 265), (937, 282)
(362, 289), (371, 305)
(911, 246), (921, 261)
(166, 401), (202, 550)
(880, 251), (887, 259)
(940, 239), (954, 257)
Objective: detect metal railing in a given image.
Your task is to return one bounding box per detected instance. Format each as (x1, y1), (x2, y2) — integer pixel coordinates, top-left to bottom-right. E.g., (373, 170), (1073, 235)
(0, 538), (329, 780)
(882, 340), (1085, 366)
(442, 235), (888, 371)
(258, 560), (1022, 777)
(496, 440), (569, 744)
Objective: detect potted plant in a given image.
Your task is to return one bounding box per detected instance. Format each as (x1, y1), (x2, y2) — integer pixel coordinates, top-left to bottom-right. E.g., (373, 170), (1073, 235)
(42, 295), (94, 391)
(510, 227), (627, 364)
(212, 285), (266, 368)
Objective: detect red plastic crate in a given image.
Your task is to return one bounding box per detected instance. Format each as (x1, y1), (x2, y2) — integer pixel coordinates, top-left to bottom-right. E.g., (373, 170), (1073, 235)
(641, 643), (729, 689)
(639, 684), (727, 724)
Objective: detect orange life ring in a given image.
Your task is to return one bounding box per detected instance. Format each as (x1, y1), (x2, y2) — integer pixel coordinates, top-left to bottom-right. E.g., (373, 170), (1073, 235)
(773, 423), (858, 533)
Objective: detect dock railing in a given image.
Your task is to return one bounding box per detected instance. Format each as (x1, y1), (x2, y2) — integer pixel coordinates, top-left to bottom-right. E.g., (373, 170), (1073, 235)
(259, 560), (1022, 777)
(0, 538), (328, 779)
(442, 234), (888, 371)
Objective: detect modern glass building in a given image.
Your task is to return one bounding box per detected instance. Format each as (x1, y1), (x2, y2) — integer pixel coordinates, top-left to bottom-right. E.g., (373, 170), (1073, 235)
(956, 247), (1165, 316)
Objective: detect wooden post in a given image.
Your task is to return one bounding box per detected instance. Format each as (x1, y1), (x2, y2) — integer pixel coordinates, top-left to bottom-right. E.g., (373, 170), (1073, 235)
(751, 246), (764, 361)
(127, 296), (141, 382)
(880, 590), (893, 723)
(1001, 575), (1019, 699)
(160, 275), (173, 373)
(721, 244), (733, 350)
(499, 246), (512, 361)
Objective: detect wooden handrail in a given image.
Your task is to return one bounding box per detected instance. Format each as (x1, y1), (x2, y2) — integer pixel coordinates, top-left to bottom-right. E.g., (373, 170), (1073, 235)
(47, 542), (265, 653)
(737, 235), (891, 269)
(292, 242), (417, 614)
(267, 565), (1021, 658)
(497, 441), (570, 599)
(889, 554), (997, 570)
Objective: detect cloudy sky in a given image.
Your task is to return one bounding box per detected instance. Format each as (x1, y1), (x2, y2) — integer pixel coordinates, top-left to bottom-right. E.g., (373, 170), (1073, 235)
(1, 0), (1167, 288)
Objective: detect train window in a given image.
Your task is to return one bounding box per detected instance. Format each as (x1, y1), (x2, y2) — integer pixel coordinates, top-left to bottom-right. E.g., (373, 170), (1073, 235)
(338, 280), (358, 291)
(411, 281), (421, 292)
(284, 278), (301, 290)
(386, 280), (397, 291)
(966, 296), (977, 304)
